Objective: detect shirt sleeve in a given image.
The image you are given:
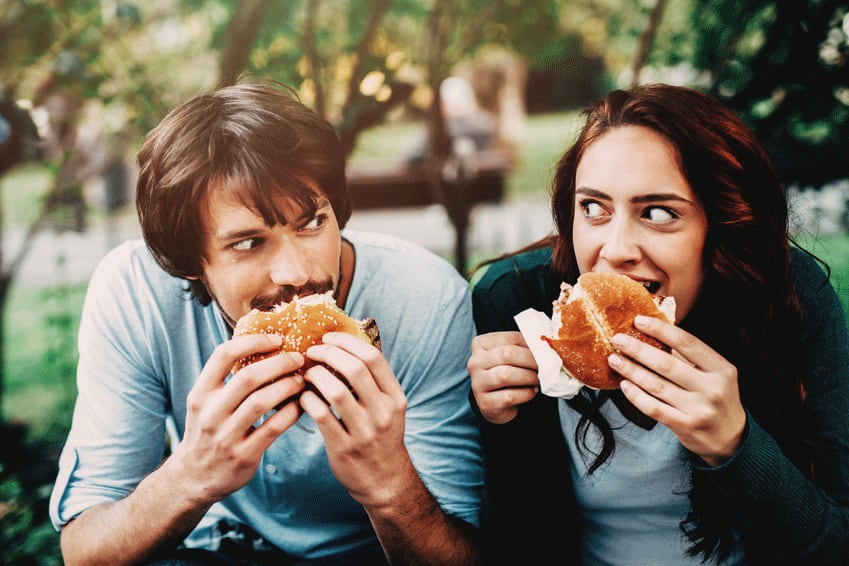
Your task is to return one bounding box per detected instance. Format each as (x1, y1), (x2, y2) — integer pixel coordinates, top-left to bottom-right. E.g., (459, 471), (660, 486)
(399, 275), (484, 526)
(49, 244), (171, 529)
(697, 250), (849, 561)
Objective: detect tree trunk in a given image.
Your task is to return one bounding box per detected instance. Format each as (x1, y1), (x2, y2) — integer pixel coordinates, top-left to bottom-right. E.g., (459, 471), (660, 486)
(630, 0), (669, 88)
(219, 0), (275, 87)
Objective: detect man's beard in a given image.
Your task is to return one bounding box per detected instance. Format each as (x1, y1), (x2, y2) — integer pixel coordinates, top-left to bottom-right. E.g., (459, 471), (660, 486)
(249, 279), (335, 311)
(210, 277), (335, 330)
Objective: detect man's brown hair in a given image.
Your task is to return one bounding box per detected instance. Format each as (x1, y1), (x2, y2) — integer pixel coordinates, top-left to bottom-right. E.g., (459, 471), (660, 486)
(136, 80), (350, 305)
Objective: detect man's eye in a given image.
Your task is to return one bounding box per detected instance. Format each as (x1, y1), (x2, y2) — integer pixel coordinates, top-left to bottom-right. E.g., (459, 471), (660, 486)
(301, 213), (328, 231)
(232, 238), (261, 251)
(644, 206), (678, 223)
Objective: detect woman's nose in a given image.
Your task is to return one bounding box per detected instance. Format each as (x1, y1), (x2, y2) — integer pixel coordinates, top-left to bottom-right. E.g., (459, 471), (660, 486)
(598, 220), (642, 266)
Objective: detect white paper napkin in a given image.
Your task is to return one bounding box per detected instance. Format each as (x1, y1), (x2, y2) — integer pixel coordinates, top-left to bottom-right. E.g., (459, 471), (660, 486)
(514, 308), (584, 399)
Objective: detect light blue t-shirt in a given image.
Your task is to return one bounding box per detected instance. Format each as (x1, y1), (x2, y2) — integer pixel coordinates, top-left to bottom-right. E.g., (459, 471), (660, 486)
(50, 230), (483, 559)
(560, 398), (747, 565)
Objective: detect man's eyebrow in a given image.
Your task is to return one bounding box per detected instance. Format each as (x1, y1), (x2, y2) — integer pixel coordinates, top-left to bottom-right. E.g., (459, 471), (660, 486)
(215, 227), (262, 242)
(312, 196), (330, 210)
(293, 196), (331, 223)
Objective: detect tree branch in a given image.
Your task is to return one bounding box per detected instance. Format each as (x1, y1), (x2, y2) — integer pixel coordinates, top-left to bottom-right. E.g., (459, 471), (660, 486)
(341, 0), (393, 116)
(218, 0), (274, 87)
(630, 0), (669, 88)
(302, 0), (326, 117)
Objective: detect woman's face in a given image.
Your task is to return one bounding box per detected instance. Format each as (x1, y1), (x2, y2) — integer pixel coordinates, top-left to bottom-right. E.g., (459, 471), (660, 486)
(572, 125), (709, 322)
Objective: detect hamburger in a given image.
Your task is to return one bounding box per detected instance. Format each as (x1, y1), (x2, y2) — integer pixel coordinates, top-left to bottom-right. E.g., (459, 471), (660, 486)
(542, 272), (676, 390)
(231, 291), (380, 375)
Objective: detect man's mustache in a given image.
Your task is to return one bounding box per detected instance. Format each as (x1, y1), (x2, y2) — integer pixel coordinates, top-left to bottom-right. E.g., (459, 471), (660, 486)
(251, 280), (334, 311)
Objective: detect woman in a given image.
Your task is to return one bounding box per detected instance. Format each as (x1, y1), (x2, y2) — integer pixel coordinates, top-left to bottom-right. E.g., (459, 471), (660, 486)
(467, 84), (849, 564)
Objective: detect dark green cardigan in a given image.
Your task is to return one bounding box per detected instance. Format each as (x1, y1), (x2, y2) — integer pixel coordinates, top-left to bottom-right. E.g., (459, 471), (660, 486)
(470, 246), (849, 564)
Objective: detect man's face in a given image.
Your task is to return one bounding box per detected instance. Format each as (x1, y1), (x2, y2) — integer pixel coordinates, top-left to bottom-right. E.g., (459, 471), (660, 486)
(198, 185), (343, 328)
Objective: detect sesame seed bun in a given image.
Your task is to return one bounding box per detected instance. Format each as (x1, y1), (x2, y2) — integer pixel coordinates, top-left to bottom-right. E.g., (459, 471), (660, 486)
(231, 291), (380, 374)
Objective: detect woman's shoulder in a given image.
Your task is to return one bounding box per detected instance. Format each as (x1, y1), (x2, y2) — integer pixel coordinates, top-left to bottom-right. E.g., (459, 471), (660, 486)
(790, 246), (829, 286)
(789, 245), (841, 312)
(470, 245), (556, 294)
(790, 245), (848, 336)
(469, 245), (560, 332)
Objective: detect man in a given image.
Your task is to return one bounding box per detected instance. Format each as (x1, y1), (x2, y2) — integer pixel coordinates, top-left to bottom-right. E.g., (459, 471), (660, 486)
(49, 80), (483, 565)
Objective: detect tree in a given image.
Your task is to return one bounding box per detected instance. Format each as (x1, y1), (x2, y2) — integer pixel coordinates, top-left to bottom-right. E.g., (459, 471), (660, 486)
(632, 0), (849, 187)
(712, 1), (849, 186)
(0, 1), (155, 419)
(629, 0), (671, 88)
(214, 0), (560, 155)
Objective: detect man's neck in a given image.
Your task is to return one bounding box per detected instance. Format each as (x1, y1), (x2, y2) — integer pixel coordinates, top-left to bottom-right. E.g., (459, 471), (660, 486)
(336, 238), (355, 309)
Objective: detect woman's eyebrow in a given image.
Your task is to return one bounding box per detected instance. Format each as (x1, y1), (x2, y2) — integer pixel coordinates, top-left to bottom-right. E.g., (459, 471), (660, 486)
(577, 187), (697, 206)
(575, 187), (610, 199)
(631, 193), (696, 205)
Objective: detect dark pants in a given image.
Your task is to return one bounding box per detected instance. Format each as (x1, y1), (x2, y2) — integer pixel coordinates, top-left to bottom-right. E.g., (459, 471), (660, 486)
(147, 544), (389, 566)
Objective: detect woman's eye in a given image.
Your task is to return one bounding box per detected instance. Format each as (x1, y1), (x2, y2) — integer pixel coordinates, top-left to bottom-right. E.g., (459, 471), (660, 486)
(581, 200), (606, 219)
(644, 206), (678, 223)
(231, 238), (261, 251)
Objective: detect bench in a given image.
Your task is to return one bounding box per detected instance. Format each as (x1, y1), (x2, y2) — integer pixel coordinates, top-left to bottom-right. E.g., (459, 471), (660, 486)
(346, 148), (512, 273)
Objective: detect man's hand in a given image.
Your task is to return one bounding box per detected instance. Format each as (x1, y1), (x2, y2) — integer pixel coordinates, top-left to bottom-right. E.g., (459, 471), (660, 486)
(301, 332), (481, 565)
(300, 332), (408, 508)
(60, 333), (307, 565)
(170, 333), (308, 504)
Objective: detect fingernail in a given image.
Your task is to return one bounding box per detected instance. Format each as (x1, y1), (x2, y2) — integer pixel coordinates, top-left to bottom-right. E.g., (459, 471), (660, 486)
(634, 315), (649, 328)
(611, 334), (627, 348)
(268, 334), (283, 344)
(608, 353), (623, 368)
(321, 332), (339, 343)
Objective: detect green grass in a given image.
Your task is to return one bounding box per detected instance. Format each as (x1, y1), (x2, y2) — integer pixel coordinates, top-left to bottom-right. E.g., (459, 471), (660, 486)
(0, 163), (52, 229)
(349, 120), (424, 163)
(507, 111), (584, 196)
(3, 282), (85, 438)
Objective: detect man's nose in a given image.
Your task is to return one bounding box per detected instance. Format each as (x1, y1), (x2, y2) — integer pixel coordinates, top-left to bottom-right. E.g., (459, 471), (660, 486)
(598, 219), (643, 266)
(269, 244), (311, 287)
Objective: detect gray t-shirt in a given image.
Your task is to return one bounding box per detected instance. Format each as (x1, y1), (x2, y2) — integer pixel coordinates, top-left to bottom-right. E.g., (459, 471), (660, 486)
(560, 398), (747, 565)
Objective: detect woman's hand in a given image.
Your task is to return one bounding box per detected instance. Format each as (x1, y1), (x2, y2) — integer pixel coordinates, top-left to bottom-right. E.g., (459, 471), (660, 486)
(468, 331), (541, 425)
(609, 315), (747, 466)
